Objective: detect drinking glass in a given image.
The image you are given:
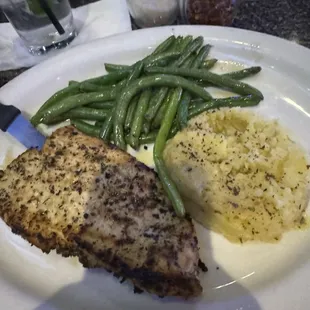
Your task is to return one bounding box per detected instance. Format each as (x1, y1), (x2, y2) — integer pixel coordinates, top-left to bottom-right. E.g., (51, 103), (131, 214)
(1, 0), (77, 55)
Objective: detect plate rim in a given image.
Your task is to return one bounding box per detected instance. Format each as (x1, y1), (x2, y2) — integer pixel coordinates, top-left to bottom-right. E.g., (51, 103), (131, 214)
(1, 25), (310, 310)
(1, 25), (310, 96)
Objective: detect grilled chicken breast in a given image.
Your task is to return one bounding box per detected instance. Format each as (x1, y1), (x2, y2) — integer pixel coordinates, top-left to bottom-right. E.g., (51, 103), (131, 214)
(0, 126), (202, 298)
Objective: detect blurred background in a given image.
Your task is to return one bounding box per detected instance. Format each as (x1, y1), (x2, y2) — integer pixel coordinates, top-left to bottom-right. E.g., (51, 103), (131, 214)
(0, 0), (309, 87)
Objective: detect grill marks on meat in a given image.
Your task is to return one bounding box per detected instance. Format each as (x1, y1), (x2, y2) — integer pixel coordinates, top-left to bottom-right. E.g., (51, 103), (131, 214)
(0, 126), (202, 298)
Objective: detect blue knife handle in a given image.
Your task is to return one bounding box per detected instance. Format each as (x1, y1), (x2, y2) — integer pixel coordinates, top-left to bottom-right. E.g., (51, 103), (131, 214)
(0, 103), (21, 132)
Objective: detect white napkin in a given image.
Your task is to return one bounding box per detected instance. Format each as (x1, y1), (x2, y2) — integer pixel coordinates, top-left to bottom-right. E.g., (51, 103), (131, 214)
(0, 0), (132, 71)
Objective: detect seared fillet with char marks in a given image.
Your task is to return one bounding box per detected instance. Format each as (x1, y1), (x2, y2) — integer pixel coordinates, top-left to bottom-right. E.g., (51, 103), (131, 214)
(0, 126), (202, 298)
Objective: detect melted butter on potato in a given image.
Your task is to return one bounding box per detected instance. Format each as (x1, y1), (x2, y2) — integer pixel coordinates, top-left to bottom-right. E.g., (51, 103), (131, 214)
(163, 108), (310, 243)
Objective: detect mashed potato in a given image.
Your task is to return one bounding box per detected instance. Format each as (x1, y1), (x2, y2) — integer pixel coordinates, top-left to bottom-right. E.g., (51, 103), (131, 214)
(163, 108), (310, 243)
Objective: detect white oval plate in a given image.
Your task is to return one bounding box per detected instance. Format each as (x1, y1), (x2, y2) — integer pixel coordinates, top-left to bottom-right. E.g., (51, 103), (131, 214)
(1, 26), (310, 310)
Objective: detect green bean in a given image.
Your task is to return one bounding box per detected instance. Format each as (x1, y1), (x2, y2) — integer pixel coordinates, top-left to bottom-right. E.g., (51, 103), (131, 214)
(200, 66), (262, 87)
(68, 80), (79, 86)
(43, 107), (110, 125)
(104, 51), (180, 73)
(146, 67), (264, 99)
(224, 66), (262, 80)
(132, 74), (212, 100)
(79, 82), (112, 92)
(113, 74), (212, 149)
(71, 120), (100, 137)
(180, 54), (195, 68)
(189, 98), (204, 107)
(177, 91), (191, 130)
(169, 95), (261, 138)
(192, 45), (212, 68)
(81, 80), (126, 94)
(65, 107), (110, 120)
(31, 83), (80, 126)
(125, 61), (144, 86)
(152, 90), (172, 129)
(41, 90), (116, 123)
(105, 37), (179, 96)
(201, 58), (218, 70)
(121, 61), (144, 128)
(95, 121), (104, 127)
(104, 63), (130, 72)
(104, 42), (178, 73)
(154, 87), (185, 217)
(88, 101), (115, 109)
(169, 121), (179, 138)
(198, 66), (262, 88)
(143, 122), (151, 135)
(123, 131), (158, 146)
(177, 36), (183, 41)
(99, 111), (113, 140)
(106, 40), (179, 133)
(166, 36), (180, 52)
(72, 119), (158, 145)
(145, 51), (181, 67)
(128, 88), (152, 149)
(113, 131), (158, 145)
(84, 69), (130, 86)
(101, 62), (144, 142)
(42, 115), (70, 125)
(78, 79), (127, 98)
(155, 59), (167, 67)
(124, 96), (138, 131)
(144, 87), (169, 123)
(71, 118), (158, 146)
(143, 37), (179, 65)
(152, 35), (176, 55)
(144, 41), (186, 128)
(189, 95), (261, 119)
(173, 36), (183, 51)
(176, 45), (209, 129)
(116, 79), (127, 88)
(143, 87), (169, 134)
(81, 79), (126, 93)
(138, 131), (158, 145)
(178, 35), (193, 53)
(172, 36), (203, 67)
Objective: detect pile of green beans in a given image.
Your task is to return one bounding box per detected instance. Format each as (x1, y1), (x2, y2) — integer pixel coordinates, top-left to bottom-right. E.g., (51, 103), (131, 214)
(31, 35), (264, 217)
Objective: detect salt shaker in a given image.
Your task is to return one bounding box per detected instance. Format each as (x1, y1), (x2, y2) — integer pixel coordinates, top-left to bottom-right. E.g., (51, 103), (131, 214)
(126, 0), (179, 28)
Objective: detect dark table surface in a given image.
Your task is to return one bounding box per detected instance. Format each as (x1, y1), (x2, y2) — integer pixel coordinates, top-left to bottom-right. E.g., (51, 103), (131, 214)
(1, 0), (310, 88)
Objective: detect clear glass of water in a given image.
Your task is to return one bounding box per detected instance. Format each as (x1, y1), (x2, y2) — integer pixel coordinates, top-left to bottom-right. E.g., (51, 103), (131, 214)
(1, 0), (77, 55)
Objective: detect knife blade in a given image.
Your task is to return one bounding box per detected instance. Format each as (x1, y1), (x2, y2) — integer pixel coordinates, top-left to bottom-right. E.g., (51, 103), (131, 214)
(0, 103), (46, 149)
